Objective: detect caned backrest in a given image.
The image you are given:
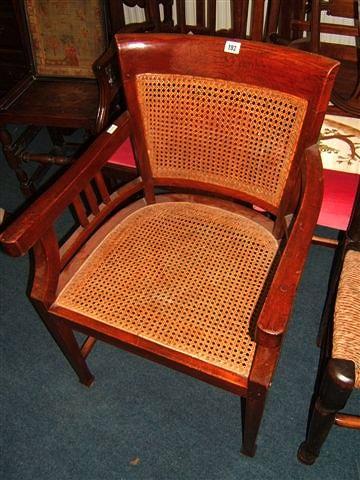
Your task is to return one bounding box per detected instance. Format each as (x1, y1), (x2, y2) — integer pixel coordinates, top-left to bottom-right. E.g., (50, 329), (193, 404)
(24, 0), (106, 78)
(136, 73), (307, 207)
(116, 34), (339, 212)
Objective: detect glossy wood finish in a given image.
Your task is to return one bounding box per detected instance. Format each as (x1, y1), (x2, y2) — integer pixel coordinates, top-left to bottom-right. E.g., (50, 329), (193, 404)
(335, 412), (360, 429)
(101, 1), (271, 182)
(298, 182), (360, 465)
(0, 35), (339, 456)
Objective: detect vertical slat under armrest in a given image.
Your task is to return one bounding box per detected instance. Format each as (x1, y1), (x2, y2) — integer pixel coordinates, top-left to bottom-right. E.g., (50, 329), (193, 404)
(94, 172), (111, 204)
(84, 184), (100, 215)
(73, 195), (90, 228)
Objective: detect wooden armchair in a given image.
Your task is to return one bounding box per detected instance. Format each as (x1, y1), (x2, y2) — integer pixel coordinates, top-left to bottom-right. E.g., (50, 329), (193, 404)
(298, 181), (360, 465)
(0, 34), (339, 456)
(0, 0), (154, 197)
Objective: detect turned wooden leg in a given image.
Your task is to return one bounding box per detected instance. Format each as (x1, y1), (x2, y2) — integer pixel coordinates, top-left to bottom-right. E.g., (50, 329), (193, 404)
(0, 126), (36, 197)
(298, 359), (355, 465)
(241, 384), (267, 457)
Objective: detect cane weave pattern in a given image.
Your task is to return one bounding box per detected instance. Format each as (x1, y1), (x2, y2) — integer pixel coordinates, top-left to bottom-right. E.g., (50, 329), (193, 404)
(56, 202), (278, 377)
(136, 74), (307, 207)
(333, 250), (360, 388)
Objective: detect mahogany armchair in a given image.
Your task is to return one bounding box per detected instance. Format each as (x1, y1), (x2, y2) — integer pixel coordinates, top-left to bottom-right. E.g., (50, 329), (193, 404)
(298, 181), (360, 464)
(0, 0), (155, 197)
(0, 35), (339, 456)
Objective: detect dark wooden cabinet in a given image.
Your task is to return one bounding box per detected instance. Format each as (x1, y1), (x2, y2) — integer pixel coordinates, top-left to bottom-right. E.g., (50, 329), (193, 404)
(0, 1), (29, 98)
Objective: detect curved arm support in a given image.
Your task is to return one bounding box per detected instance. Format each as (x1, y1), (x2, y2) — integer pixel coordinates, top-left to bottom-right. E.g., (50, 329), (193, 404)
(255, 145), (324, 346)
(93, 23), (156, 134)
(0, 112), (133, 257)
(93, 42), (121, 133)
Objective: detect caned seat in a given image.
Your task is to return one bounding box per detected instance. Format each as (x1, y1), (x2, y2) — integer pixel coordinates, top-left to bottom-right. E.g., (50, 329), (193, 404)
(55, 202), (278, 379)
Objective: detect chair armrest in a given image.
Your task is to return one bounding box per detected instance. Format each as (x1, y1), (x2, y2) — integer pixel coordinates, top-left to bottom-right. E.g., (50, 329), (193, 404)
(256, 145), (323, 346)
(0, 112), (133, 257)
(93, 41), (117, 74)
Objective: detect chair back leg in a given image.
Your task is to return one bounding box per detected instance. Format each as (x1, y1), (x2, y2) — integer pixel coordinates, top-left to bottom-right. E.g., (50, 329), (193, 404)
(298, 358), (355, 465)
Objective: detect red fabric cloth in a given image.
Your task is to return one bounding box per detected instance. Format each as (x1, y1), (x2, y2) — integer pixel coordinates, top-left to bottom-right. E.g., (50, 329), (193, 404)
(318, 170), (359, 230)
(107, 144), (359, 231)
(107, 138), (136, 168)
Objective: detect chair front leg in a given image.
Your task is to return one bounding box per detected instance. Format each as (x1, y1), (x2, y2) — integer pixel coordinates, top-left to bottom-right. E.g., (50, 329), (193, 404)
(241, 342), (280, 456)
(33, 301), (94, 387)
(241, 383), (268, 457)
(47, 317), (95, 387)
(298, 358), (355, 465)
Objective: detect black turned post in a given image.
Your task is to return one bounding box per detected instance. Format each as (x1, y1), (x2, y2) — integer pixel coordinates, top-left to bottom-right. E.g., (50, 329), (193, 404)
(298, 359), (355, 465)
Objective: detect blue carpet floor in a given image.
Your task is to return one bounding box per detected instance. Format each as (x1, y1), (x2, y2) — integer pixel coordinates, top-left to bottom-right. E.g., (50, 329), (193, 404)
(0, 134), (359, 479)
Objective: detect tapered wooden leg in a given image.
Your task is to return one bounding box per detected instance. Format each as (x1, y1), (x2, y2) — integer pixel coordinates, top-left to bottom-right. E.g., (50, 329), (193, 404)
(241, 385), (267, 457)
(41, 313), (95, 387)
(298, 359), (355, 465)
